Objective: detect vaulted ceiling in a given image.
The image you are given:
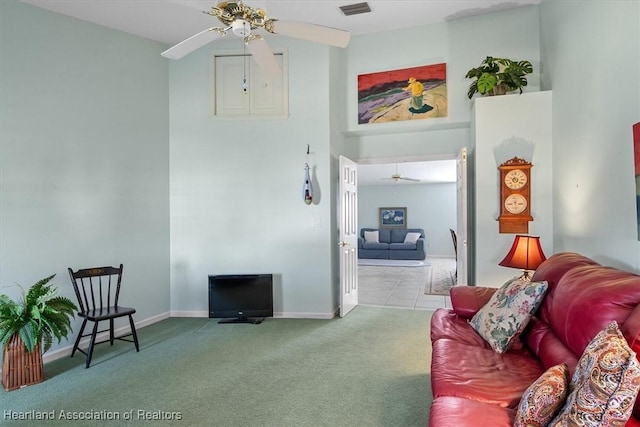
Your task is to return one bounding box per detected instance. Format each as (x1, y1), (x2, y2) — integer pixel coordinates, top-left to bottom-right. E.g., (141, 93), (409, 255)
(20, 0), (541, 46)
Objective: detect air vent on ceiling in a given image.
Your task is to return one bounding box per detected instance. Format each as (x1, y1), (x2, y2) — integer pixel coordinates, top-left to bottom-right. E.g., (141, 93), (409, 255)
(339, 2), (371, 16)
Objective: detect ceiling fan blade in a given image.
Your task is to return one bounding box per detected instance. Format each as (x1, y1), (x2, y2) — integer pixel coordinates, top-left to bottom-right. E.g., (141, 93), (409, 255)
(245, 36), (282, 76)
(161, 27), (225, 60)
(269, 20), (350, 48)
(399, 177), (421, 182)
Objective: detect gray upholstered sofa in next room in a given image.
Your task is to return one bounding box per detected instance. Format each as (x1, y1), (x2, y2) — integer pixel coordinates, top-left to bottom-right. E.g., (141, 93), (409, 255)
(358, 228), (426, 260)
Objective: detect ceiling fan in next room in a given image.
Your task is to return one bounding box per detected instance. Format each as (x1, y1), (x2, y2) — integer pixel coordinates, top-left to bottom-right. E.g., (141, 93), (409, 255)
(382, 164), (421, 183)
(161, 1), (351, 75)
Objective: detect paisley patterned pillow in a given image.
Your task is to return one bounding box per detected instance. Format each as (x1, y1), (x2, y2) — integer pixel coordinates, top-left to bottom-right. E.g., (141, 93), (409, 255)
(469, 277), (548, 353)
(514, 363), (570, 427)
(549, 322), (640, 426)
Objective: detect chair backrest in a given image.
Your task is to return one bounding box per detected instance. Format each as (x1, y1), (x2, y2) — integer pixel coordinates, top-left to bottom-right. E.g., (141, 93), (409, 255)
(449, 229), (457, 256)
(68, 264), (124, 314)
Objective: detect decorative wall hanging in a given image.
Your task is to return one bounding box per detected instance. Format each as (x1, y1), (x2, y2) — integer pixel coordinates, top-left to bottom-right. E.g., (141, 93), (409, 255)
(302, 145), (313, 205)
(498, 157), (533, 234)
(357, 63), (447, 124)
(634, 122), (640, 239)
(379, 207), (407, 229)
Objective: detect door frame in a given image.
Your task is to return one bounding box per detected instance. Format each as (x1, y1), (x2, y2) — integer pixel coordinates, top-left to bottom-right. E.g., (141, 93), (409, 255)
(352, 152), (469, 282)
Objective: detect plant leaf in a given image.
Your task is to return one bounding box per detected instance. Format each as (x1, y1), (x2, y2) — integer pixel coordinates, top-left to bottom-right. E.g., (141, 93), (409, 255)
(477, 73), (497, 94)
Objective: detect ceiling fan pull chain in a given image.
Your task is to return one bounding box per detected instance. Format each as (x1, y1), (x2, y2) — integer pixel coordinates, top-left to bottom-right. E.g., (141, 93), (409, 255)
(242, 39), (248, 94)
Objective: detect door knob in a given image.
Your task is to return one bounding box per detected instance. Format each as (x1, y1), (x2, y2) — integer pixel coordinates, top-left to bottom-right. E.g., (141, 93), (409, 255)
(338, 241), (348, 247)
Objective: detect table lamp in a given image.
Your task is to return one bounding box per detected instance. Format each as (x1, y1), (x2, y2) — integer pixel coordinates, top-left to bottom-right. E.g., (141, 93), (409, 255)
(498, 235), (546, 281)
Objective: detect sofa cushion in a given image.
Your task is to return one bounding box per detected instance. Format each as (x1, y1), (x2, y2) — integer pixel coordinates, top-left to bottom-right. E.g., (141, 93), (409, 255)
(513, 363), (569, 427)
(430, 309), (492, 348)
(430, 397), (516, 427)
(524, 318), (580, 376)
(450, 286), (498, 319)
(431, 339), (544, 408)
(390, 229), (408, 243)
(389, 242), (416, 250)
(361, 242), (388, 250)
(377, 228), (391, 243)
(403, 232), (421, 244)
(363, 230), (379, 243)
(470, 278), (548, 353)
(549, 322), (640, 426)
(536, 261), (640, 362)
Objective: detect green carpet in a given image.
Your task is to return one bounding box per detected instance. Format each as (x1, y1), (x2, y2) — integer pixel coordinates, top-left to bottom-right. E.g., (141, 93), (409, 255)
(1, 306), (432, 426)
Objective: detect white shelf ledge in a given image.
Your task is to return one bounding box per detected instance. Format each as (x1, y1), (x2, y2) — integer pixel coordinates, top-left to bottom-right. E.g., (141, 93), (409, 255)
(342, 120), (470, 137)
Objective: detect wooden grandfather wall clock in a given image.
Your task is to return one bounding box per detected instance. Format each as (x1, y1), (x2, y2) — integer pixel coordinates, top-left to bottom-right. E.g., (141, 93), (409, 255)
(498, 157), (533, 234)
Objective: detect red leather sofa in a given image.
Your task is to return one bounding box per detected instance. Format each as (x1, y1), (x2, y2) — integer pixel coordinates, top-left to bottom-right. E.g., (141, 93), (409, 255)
(429, 252), (640, 426)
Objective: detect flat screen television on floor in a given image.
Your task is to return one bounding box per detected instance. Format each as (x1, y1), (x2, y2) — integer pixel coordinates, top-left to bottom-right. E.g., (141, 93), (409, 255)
(208, 274), (273, 324)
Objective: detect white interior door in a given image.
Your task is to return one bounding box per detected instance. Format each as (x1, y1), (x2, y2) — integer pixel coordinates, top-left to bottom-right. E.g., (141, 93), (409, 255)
(339, 155), (358, 317)
(456, 148), (468, 285)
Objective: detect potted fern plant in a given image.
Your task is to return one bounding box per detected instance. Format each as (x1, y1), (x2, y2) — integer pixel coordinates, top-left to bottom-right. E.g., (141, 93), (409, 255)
(0, 274), (76, 391)
(465, 56), (533, 99)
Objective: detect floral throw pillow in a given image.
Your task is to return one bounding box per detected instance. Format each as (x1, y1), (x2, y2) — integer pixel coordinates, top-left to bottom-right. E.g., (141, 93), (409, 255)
(469, 277), (548, 353)
(549, 322), (640, 427)
(514, 363), (570, 427)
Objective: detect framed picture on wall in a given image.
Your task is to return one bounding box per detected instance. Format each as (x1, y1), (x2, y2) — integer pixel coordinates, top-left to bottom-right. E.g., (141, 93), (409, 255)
(379, 207), (407, 229)
(358, 63), (447, 124)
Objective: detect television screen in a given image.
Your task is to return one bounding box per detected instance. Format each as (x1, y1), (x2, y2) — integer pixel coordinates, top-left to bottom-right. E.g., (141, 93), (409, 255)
(208, 274), (273, 324)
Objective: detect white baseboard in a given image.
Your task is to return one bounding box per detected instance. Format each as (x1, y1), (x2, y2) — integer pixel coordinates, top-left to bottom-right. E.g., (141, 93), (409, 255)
(170, 310), (337, 320)
(169, 310), (208, 317)
(273, 311), (336, 320)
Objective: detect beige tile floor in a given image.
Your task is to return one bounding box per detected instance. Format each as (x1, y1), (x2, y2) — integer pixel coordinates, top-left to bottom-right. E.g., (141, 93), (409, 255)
(358, 257), (455, 311)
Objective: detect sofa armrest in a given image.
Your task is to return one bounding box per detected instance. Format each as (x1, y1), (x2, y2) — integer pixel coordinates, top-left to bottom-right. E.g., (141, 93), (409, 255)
(449, 286), (497, 319)
(416, 238), (425, 251)
(358, 237), (364, 248)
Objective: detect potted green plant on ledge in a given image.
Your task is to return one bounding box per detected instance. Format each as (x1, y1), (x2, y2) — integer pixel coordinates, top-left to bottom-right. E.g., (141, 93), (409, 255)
(465, 56), (533, 99)
(0, 274), (76, 391)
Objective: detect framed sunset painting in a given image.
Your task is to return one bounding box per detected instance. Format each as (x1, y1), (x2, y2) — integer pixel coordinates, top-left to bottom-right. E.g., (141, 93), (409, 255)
(358, 63), (447, 124)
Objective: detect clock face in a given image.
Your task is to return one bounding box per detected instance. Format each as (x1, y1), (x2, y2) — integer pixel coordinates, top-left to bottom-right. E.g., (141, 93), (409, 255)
(504, 169), (528, 190)
(504, 194), (527, 214)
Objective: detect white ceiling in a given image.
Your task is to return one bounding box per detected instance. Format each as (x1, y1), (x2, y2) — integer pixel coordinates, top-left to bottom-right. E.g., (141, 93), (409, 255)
(358, 160), (456, 186)
(20, 0), (541, 46)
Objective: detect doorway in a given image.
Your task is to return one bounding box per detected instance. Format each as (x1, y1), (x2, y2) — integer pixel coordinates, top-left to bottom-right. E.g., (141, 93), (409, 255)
(355, 155), (462, 310)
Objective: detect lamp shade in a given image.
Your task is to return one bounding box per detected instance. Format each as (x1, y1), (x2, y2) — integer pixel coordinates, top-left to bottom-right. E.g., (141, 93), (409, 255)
(499, 235), (547, 271)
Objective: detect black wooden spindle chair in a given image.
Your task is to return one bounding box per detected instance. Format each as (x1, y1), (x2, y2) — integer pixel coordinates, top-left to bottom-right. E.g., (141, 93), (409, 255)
(449, 228), (458, 279)
(67, 264), (139, 368)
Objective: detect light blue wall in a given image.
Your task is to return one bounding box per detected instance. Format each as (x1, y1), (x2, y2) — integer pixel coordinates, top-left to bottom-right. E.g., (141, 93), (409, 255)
(539, 1), (640, 270)
(358, 184), (457, 257)
(472, 92), (553, 287)
(2, 0), (639, 340)
(169, 39), (335, 318)
(0, 0), (170, 353)
(344, 5), (541, 161)
(342, 5), (541, 286)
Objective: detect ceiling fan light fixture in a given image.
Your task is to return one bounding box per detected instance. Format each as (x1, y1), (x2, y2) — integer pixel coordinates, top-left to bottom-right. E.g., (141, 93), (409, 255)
(163, 1), (351, 67)
(232, 19), (251, 37)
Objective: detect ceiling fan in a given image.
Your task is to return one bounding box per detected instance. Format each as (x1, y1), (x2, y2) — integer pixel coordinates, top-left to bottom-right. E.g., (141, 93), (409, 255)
(382, 164), (421, 183)
(161, 1), (351, 76)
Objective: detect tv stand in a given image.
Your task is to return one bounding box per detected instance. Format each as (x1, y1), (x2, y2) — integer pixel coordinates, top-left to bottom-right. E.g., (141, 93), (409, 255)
(218, 317), (264, 325)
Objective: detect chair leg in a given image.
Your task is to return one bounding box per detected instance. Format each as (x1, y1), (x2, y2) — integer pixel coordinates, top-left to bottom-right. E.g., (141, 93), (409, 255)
(71, 319), (87, 358)
(86, 321), (99, 369)
(128, 315), (140, 352)
(110, 319), (115, 345)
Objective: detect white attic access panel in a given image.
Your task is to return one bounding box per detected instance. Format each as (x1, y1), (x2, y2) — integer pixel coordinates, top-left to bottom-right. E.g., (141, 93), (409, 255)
(212, 52), (288, 118)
